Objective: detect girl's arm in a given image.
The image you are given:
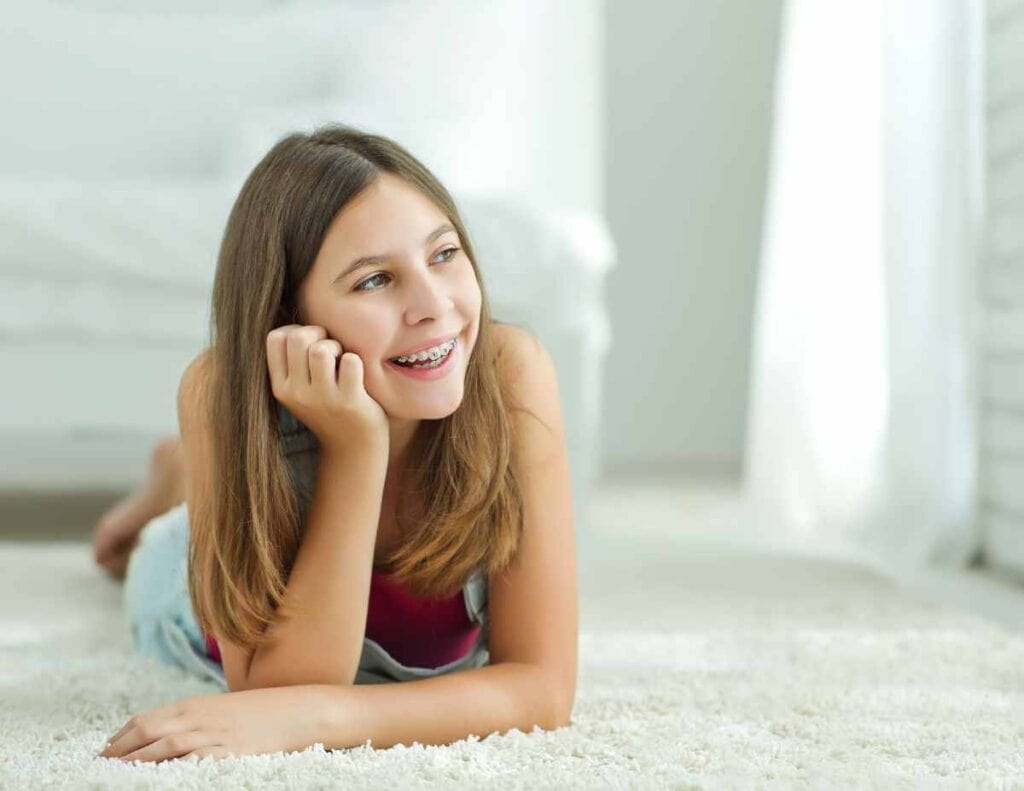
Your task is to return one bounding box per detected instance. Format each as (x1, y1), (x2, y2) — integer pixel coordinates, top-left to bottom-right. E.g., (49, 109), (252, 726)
(241, 440), (389, 689)
(180, 348), (389, 690)
(316, 661), (570, 750)
(319, 324), (578, 747)
(180, 348), (391, 688)
(101, 326), (575, 762)
(97, 661), (568, 762)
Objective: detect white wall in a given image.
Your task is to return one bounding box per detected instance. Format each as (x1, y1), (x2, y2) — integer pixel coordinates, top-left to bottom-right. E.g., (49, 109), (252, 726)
(0, 0), (784, 485)
(600, 0), (783, 473)
(979, 0), (1024, 575)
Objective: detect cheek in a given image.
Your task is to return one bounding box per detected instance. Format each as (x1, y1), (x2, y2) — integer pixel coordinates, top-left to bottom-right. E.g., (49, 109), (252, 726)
(458, 270), (483, 312)
(326, 310), (388, 353)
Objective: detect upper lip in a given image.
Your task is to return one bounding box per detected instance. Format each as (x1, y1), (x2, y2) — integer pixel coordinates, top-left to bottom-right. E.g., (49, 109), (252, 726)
(388, 333), (459, 360)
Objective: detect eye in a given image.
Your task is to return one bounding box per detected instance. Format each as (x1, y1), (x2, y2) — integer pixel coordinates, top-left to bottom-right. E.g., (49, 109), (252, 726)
(432, 246), (460, 264)
(354, 273), (389, 292)
(353, 247), (460, 293)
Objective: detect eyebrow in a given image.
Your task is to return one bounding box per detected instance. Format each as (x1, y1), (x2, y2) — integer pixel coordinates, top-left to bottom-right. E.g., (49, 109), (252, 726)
(333, 223), (457, 284)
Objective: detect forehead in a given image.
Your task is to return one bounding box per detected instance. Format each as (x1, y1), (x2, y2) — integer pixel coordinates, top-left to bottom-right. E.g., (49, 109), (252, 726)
(322, 172), (448, 252)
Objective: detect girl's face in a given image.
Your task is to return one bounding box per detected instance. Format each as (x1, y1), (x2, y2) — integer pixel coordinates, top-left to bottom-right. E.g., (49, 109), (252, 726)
(296, 172), (482, 422)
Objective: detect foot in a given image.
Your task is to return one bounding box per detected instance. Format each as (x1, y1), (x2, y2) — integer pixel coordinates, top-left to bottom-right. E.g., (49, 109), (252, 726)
(92, 435), (187, 581)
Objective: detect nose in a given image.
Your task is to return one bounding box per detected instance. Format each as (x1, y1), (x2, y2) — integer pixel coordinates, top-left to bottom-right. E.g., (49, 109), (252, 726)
(403, 268), (454, 325)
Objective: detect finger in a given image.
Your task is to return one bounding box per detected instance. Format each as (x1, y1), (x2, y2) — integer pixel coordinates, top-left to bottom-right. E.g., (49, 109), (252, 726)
(100, 719), (136, 753)
(286, 326), (327, 385)
(181, 745), (230, 762)
(266, 328), (291, 390)
(101, 705), (186, 757)
(101, 724), (149, 758)
(120, 730), (208, 764)
(337, 352), (364, 396)
(104, 719), (187, 761)
(309, 339), (342, 391)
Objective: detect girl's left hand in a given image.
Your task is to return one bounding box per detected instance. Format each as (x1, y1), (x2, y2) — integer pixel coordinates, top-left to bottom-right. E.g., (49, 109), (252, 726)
(97, 685), (328, 763)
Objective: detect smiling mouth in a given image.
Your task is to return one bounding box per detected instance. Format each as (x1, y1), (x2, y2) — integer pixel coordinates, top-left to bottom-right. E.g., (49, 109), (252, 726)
(387, 337), (458, 368)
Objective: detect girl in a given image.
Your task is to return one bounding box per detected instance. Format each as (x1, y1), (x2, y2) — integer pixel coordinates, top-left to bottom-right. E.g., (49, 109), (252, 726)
(93, 125), (578, 763)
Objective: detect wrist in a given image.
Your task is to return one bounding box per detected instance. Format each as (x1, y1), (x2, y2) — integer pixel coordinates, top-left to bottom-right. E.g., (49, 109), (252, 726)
(311, 684), (353, 750)
(279, 684), (347, 752)
(320, 434), (388, 466)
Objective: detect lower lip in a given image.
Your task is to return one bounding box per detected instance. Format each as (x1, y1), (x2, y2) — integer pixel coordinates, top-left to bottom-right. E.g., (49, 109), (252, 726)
(385, 340), (459, 380)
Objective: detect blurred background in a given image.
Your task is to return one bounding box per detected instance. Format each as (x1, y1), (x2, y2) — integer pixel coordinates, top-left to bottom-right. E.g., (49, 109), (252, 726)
(1, 0), (1022, 625)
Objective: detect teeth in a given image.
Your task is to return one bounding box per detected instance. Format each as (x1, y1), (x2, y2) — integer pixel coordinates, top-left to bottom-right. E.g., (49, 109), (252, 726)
(394, 338), (455, 364)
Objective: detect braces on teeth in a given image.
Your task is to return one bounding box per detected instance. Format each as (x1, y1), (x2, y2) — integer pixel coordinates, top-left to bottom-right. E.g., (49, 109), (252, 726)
(393, 338), (456, 365)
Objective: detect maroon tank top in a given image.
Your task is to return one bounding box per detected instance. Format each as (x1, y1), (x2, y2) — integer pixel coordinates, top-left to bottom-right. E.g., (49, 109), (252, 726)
(204, 570), (481, 670)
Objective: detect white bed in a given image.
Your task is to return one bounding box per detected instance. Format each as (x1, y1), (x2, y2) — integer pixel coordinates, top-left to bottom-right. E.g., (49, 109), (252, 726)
(0, 179), (614, 535)
(0, 0), (612, 534)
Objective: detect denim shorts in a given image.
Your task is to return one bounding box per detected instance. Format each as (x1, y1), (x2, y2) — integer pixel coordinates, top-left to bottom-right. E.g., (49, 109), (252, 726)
(122, 501), (491, 690)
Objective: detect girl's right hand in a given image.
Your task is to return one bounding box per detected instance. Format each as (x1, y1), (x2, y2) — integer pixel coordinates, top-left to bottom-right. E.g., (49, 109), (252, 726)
(266, 325), (389, 456)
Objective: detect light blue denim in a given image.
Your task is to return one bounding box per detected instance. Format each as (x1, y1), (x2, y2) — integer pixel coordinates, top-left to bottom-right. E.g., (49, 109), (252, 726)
(123, 403), (490, 689)
(123, 502), (491, 689)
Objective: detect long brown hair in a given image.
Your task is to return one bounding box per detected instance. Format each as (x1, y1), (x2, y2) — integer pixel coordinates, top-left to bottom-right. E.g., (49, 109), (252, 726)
(187, 125), (523, 648)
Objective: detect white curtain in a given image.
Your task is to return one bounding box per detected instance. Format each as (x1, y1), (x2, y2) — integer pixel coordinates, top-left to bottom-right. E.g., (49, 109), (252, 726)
(741, 0), (983, 579)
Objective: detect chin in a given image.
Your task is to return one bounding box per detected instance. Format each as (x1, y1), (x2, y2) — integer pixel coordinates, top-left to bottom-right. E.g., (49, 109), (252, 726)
(390, 391), (465, 422)
(419, 394), (466, 421)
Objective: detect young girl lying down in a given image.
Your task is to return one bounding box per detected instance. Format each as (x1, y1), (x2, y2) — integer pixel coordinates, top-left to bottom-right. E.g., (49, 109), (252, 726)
(93, 125), (578, 762)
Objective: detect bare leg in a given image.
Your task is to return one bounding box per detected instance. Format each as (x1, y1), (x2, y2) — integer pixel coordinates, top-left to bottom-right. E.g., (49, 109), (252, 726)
(92, 435), (186, 581)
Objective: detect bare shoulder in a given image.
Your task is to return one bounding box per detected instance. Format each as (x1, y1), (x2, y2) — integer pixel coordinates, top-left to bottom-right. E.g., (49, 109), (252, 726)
(491, 321), (548, 393)
(491, 320), (544, 355)
(489, 322), (564, 461)
(176, 347), (216, 462)
(177, 348), (214, 425)
(181, 346), (214, 389)
(481, 322), (577, 720)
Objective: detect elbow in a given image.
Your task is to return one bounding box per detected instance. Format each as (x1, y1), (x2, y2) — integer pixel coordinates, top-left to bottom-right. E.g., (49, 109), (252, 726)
(221, 633), (364, 691)
(239, 673), (357, 692)
(546, 692), (574, 730)
(247, 670), (359, 690)
(533, 697), (572, 732)
(533, 667), (576, 731)
(242, 660), (360, 691)
(549, 665), (577, 730)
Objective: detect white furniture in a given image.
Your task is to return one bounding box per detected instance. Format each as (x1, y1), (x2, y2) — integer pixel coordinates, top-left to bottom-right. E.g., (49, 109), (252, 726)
(0, 0), (612, 530)
(0, 182), (614, 534)
(0, 1), (606, 536)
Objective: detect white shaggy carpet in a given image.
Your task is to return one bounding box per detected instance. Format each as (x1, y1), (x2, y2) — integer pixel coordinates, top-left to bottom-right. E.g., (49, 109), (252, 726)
(3, 519), (1024, 789)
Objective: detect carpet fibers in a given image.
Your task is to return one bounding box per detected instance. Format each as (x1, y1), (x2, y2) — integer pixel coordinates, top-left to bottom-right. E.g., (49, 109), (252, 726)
(2, 530), (1024, 790)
